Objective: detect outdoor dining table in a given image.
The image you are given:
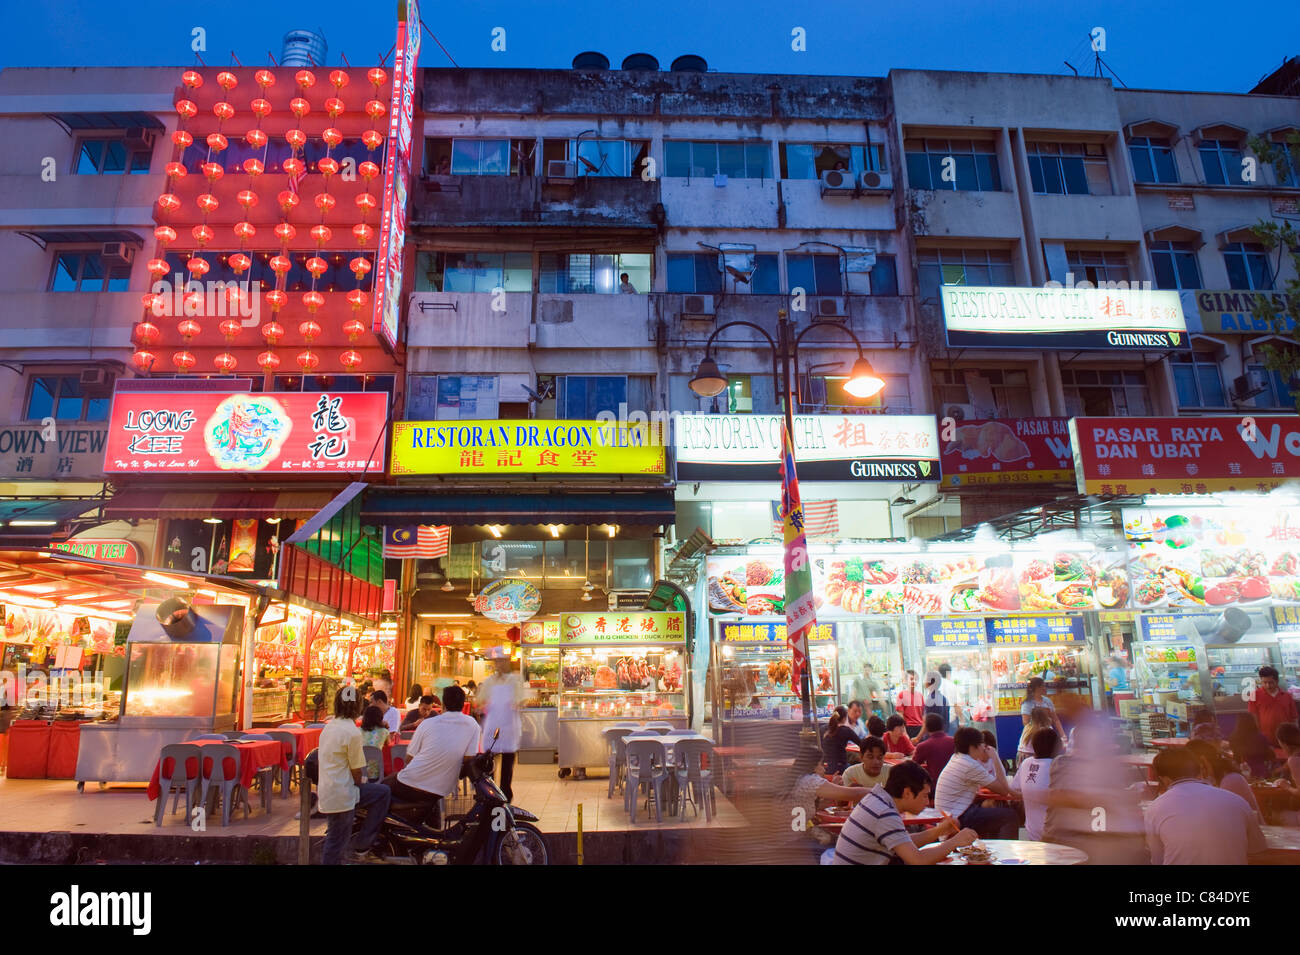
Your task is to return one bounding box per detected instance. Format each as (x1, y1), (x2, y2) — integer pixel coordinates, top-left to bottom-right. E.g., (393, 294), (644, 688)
(265, 726), (322, 765)
(145, 738), (287, 802)
(938, 839), (1087, 865)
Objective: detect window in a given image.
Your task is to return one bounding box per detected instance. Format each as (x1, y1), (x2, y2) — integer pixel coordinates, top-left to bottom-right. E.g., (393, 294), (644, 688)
(805, 374), (910, 414)
(1171, 351), (1227, 408)
(184, 138), (377, 175)
(931, 368), (1033, 418)
(423, 138), (533, 176)
(49, 251), (131, 292)
(724, 376), (753, 413)
(904, 138), (1001, 191)
(26, 375), (110, 422)
(404, 375), (500, 419)
(786, 254), (842, 295)
(538, 253), (650, 294)
(1276, 142), (1300, 187)
(165, 251), (375, 293)
(663, 141), (773, 179)
(869, 255), (899, 296)
(1223, 242), (1274, 290)
(542, 139), (649, 178)
(413, 252), (532, 293)
(666, 253), (722, 294)
(273, 374), (395, 396)
(537, 375), (652, 420)
(1128, 136), (1179, 184)
(1065, 249), (1131, 286)
(1248, 362), (1297, 410)
(1149, 241), (1202, 290)
(1027, 142), (1111, 195)
(1061, 369), (1151, 416)
(1199, 139), (1247, 185)
(75, 137), (151, 175)
(916, 249), (1014, 299)
(780, 142), (886, 179)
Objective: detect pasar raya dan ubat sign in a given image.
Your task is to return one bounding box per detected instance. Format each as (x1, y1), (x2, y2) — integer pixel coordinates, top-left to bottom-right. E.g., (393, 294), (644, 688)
(1069, 415), (1300, 494)
(390, 420), (666, 475)
(103, 391), (389, 474)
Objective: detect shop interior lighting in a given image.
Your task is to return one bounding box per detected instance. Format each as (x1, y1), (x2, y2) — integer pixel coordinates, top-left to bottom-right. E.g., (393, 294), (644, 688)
(1143, 493), (1221, 507)
(417, 612), (473, 619)
(265, 517), (281, 524)
(91, 610), (134, 622)
(606, 525), (617, 537)
(488, 525), (502, 538)
(143, 572), (194, 589)
(0, 592), (58, 609)
(202, 517), (223, 524)
(441, 579), (454, 592)
(8, 520), (59, 527)
(196, 589), (218, 598)
(13, 584), (59, 594)
(548, 524), (560, 537)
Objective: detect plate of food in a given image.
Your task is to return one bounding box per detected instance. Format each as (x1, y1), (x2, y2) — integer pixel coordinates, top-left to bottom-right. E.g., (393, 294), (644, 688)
(948, 583), (981, 613)
(1054, 582), (1095, 610)
(1095, 569), (1130, 609)
(1054, 552), (1088, 581)
(1019, 582), (1060, 612)
(1019, 559), (1052, 584)
(955, 841), (995, 864)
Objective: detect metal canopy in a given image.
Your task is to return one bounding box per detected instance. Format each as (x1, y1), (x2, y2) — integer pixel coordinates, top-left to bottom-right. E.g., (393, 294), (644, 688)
(932, 493), (1139, 542)
(16, 229), (144, 251)
(47, 111), (164, 131)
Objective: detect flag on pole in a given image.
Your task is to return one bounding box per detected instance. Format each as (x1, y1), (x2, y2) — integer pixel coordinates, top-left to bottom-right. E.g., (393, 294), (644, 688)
(779, 423), (818, 702)
(771, 499), (839, 538)
(383, 525), (450, 558)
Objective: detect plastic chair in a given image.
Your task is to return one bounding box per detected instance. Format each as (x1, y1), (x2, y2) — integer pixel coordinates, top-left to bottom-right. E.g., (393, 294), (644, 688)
(362, 745), (384, 783)
(673, 737), (716, 821)
(613, 721), (642, 729)
(221, 731), (245, 739)
(199, 744), (249, 827)
(241, 733), (273, 740)
(154, 743), (202, 827)
(389, 744), (409, 775)
(602, 727), (636, 798)
(278, 723), (303, 729)
(623, 738), (670, 823)
(305, 722), (326, 728)
(646, 721), (676, 732)
(266, 731), (299, 798)
(195, 734), (228, 741)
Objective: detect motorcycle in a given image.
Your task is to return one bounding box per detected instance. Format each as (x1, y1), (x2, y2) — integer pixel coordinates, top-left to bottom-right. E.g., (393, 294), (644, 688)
(305, 730), (549, 866)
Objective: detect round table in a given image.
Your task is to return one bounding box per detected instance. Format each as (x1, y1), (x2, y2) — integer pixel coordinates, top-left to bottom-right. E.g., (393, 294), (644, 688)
(939, 839), (1087, 865)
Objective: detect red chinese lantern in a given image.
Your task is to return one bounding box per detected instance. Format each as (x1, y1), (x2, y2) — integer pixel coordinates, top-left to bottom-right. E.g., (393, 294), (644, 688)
(216, 71), (237, 90)
(322, 127), (343, 147)
(164, 161), (187, 179)
(435, 629), (454, 647)
(183, 290), (204, 312)
(173, 351), (197, 371)
(296, 349), (320, 371)
(140, 293), (163, 314)
(361, 130), (384, 151)
(205, 133), (228, 152)
(186, 256), (210, 277)
(364, 99), (386, 119)
(285, 128), (307, 149)
(154, 225), (178, 244)
(314, 193), (337, 213)
(196, 193), (220, 213)
(367, 67), (388, 88)
(354, 193), (378, 214)
(213, 352), (238, 372)
(191, 224), (214, 245)
(177, 319), (202, 339)
(219, 319), (243, 341)
(236, 189), (258, 209)
(352, 223), (374, 245)
(346, 289), (368, 310)
(274, 223), (297, 244)
(228, 252), (251, 273)
(283, 157), (306, 178)
(301, 291), (325, 313)
(200, 161), (224, 182)
(172, 130), (194, 149)
(269, 255), (292, 275)
(507, 626), (521, 644)
(329, 69), (350, 89)
(324, 97), (346, 118)
(134, 321), (161, 345)
(299, 319), (322, 341)
(213, 101), (236, 121)
(289, 97), (311, 119)
(295, 69), (316, 89)
(147, 258), (170, 279)
(233, 221), (257, 241)
(349, 256), (372, 279)
(317, 157), (340, 177)
(265, 291), (287, 313)
(261, 321), (285, 343)
(342, 318), (366, 339)
(181, 70), (203, 89)
(255, 69), (276, 89)
(358, 160), (380, 181)
(242, 157), (265, 176)
(250, 97), (272, 117)
(157, 194), (182, 213)
(305, 256), (328, 277)
(175, 99), (198, 119)
(310, 224), (333, 244)
(340, 349), (363, 370)
(277, 190), (300, 212)
(258, 350), (281, 372)
(131, 350), (156, 372)
(245, 128), (268, 149)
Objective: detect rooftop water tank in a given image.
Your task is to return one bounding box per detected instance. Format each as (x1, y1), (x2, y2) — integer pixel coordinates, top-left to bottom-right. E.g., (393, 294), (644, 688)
(572, 51), (610, 69)
(670, 55), (707, 73)
(282, 29), (327, 67)
(621, 53), (660, 71)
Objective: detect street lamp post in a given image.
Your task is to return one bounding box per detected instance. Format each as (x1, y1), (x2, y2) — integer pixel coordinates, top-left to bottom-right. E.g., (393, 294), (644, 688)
(689, 309), (885, 736)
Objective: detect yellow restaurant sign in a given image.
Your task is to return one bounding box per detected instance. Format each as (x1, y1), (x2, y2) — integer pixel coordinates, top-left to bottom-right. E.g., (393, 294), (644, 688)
(390, 420), (666, 476)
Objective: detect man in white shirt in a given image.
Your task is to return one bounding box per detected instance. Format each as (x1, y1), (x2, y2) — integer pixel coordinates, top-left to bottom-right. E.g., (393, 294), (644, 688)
(934, 727), (1018, 839)
(1146, 748), (1267, 865)
(369, 690), (404, 734)
(382, 685), (480, 825)
(318, 688), (392, 864)
(1009, 727), (1061, 841)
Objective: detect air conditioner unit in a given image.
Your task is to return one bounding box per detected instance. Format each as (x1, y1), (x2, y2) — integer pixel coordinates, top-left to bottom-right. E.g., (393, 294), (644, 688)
(858, 170), (893, 192)
(819, 169), (857, 196)
(813, 296), (847, 321)
(123, 127), (156, 151)
(681, 294), (716, 320)
(546, 160), (577, 182)
(942, 403), (978, 422)
(607, 590), (650, 611)
(79, 368), (115, 396)
(1232, 370), (1267, 401)
(101, 242), (135, 265)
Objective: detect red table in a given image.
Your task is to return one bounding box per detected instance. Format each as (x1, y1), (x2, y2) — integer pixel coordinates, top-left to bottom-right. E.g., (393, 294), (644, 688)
(1149, 737), (1188, 748)
(146, 739), (286, 801)
(267, 727), (321, 765)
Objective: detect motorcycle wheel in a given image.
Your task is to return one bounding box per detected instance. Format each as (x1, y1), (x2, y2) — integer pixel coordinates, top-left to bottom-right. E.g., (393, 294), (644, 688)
(492, 823), (549, 866)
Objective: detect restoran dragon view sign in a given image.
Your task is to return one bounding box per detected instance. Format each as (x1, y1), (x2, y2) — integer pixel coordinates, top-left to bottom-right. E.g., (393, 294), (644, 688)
(941, 285), (1187, 350)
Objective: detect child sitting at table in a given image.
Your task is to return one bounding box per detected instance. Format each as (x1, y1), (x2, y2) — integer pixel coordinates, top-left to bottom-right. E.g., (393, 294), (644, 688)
(842, 736), (891, 790)
(883, 715), (914, 756)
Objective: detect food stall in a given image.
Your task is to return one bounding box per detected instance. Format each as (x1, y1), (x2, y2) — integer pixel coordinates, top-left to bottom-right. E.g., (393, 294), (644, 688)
(920, 617), (993, 734)
(836, 619), (910, 717)
(520, 618), (560, 764)
(1129, 612), (1210, 738)
(557, 611), (688, 778)
(76, 601), (245, 788)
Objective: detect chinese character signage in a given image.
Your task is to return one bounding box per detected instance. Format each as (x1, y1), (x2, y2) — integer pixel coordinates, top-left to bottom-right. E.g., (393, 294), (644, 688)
(940, 417), (1074, 489)
(1138, 613), (1214, 643)
(520, 620), (559, 645)
(1070, 416), (1300, 495)
(474, 578), (541, 625)
(985, 616), (1085, 645)
(391, 420), (666, 476)
(561, 612), (686, 644)
(103, 391), (388, 475)
(717, 622), (837, 643)
(1190, 290), (1300, 335)
(921, 617), (986, 648)
(941, 286), (1187, 350)
(1279, 637), (1300, 668)
(0, 426), (107, 480)
(674, 414), (941, 482)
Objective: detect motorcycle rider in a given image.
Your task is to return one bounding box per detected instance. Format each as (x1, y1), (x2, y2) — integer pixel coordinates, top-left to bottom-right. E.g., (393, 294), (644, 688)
(380, 684), (480, 826)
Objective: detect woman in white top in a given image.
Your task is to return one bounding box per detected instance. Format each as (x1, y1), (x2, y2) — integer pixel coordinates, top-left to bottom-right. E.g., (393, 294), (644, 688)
(1010, 727), (1062, 841)
(1016, 706), (1054, 767)
(1021, 677), (1066, 741)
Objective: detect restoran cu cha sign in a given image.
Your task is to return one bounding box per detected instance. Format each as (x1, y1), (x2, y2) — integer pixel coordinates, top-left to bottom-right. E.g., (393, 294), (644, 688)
(941, 285), (1187, 350)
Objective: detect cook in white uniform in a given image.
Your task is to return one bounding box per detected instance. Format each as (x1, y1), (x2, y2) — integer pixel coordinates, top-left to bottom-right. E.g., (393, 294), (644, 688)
(476, 646), (528, 802)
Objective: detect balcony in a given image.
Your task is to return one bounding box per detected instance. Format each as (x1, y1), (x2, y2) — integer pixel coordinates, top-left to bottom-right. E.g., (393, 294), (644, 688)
(405, 291), (655, 352)
(1027, 191), (1144, 242)
(907, 188), (1023, 240)
(411, 174), (662, 235)
(0, 291), (139, 360)
(0, 173), (160, 227)
(663, 292), (909, 347)
(779, 179), (897, 232)
(660, 177), (779, 229)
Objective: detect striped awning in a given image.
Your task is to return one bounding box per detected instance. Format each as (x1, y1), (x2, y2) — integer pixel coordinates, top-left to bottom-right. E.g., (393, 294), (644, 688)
(104, 489), (337, 521)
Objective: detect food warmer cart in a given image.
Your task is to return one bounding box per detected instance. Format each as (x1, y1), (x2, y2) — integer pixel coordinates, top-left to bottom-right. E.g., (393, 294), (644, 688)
(556, 611), (688, 778)
(1130, 612), (1210, 738)
(920, 617), (992, 736)
(987, 614), (1098, 758)
(75, 601), (244, 788)
(1204, 607), (1281, 730)
(519, 618), (559, 764)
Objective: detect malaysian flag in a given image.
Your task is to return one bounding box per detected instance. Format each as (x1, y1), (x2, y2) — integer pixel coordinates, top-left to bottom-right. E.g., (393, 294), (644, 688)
(383, 525), (450, 558)
(771, 500), (839, 538)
